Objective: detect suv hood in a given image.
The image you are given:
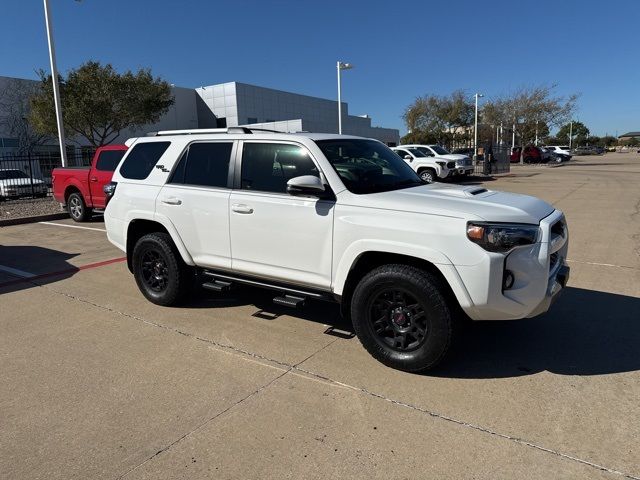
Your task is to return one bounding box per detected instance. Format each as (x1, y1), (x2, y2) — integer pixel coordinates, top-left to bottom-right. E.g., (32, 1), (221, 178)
(344, 183), (554, 224)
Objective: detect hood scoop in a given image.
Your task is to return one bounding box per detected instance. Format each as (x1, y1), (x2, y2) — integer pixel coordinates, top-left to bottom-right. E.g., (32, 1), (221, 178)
(428, 185), (491, 198)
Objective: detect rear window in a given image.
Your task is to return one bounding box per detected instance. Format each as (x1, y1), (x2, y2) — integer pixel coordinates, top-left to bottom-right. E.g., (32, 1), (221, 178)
(169, 142), (233, 188)
(119, 142), (170, 180)
(95, 150), (126, 172)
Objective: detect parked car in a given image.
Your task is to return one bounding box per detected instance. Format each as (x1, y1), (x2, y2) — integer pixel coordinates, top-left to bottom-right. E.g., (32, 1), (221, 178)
(521, 145), (550, 164)
(0, 169), (48, 201)
(104, 128), (570, 372)
(545, 146), (572, 160)
(52, 145), (128, 221)
(391, 147), (454, 182)
(400, 144), (474, 176)
(572, 146), (603, 156)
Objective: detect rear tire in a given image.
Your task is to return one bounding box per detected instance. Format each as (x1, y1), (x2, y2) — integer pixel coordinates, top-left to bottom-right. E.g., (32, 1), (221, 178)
(350, 264), (455, 372)
(67, 192), (91, 222)
(132, 232), (192, 306)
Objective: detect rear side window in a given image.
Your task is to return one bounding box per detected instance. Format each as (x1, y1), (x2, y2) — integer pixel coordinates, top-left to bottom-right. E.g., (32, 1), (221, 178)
(240, 143), (318, 194)
(119, 142), (170, 180)
(95, 150), (126, 172)
(169, 142), (233, 188)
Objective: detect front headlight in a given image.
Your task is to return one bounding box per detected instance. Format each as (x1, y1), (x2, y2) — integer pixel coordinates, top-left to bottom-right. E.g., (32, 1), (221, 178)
(466, 222), (539, 252)
(436, 161), (446, 167)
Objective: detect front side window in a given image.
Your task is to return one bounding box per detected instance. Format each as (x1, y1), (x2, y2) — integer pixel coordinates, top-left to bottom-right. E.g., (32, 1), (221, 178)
(316, 139), (422, 194)
(241, 143), (319, 194)
(119, 142), (170, 180)
(407, 148), (427, 157)
(169, 142), (233, 188)
(95, 150), (126, 172)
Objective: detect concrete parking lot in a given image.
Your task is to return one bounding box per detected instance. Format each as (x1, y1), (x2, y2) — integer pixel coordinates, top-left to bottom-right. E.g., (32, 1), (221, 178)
(1, 153), (639, 480)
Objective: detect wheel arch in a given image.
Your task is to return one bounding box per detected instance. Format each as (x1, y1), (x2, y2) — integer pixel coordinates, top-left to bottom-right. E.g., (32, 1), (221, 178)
(336, 250), (472, 320)
(125, 218), (194, 272)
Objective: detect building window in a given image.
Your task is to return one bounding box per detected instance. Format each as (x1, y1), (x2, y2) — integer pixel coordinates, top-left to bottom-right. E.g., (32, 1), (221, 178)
(247, 117), (258, 124)
(265, 119), (275, 123)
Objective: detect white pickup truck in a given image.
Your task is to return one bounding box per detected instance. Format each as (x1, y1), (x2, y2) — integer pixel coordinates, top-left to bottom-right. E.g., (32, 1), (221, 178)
(391, 146), (454, 183)
(104, 128), (569, 372)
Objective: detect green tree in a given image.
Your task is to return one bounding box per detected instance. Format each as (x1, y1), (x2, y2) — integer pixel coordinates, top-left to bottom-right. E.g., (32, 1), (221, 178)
(557, 121), (589, 146)
(30, 61), (174, 147)
(482, 85), (578, 146)
(403, 90), (474, 147)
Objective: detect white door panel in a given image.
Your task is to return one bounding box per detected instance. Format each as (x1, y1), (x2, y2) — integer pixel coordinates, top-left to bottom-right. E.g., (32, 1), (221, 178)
(156, 185), (231, 269)
(229, 191), (334, 288)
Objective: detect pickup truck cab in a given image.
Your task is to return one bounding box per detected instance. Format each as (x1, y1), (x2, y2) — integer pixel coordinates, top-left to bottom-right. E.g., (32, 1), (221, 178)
(53, 145), (127, 221)
(391, 147), (453, 182)
(104, 128), (569, 372)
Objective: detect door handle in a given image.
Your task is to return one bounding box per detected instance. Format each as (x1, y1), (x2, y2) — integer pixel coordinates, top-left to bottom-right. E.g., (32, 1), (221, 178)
(231, 204), (253, 214)
(90, 177), (98, 182)
(161, 197), (182, 205)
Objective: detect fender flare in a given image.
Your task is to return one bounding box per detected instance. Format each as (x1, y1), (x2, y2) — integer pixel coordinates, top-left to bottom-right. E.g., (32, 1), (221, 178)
(123, 211), (195, 266)
(332, 240), (474, 309)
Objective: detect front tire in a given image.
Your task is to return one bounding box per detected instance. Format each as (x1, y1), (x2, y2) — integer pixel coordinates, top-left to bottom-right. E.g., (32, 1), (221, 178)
(350, 265), (455, 372)
(67, 192), (91, 222)
(132, 232), (192, 306)
(418, 168), (437, 183)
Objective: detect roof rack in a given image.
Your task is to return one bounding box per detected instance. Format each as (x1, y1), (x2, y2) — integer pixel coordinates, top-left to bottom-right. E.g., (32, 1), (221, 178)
(151, 127), (286, 136)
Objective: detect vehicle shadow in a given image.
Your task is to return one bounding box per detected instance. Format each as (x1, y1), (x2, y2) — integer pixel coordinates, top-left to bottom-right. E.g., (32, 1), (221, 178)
(0, 245), (80, 295)
(185, 285), (350, 331)
(431, 287), (640, 378)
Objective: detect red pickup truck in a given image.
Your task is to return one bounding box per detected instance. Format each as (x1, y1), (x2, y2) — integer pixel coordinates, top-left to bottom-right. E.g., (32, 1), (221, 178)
(52, 145), (128, 222)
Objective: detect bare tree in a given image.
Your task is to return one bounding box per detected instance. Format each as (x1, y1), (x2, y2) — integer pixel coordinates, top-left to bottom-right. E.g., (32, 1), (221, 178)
(0, 78), (51, 154)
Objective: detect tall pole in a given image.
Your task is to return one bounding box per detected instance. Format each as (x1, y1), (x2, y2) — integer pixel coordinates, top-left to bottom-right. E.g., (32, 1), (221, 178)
(336, 61), (342, 135)
(512, 123), (516, 150)
(473, 93), (483, 161)
(43, 0), (67, 167)
(569, 121), (573, 150)
(535, 120), (539, 146)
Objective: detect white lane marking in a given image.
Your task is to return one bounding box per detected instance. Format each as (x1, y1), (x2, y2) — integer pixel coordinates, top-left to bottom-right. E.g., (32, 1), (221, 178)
(0, 264), (36, 278)
(566, 259), (637, 270)
(38, 221), (106, 232)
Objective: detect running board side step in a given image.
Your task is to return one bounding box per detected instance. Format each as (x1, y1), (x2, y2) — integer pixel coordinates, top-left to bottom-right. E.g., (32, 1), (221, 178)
(202, 280), (232, 292)
(273, 295), (305, 308)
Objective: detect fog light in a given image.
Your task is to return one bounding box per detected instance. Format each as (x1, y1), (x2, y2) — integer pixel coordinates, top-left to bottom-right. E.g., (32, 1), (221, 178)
(503, 270), (515, 290)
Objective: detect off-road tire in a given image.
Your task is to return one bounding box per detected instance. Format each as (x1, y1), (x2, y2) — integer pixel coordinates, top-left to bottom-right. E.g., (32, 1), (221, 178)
(132, 232), (192, 306)
(350, 264), (455, 372)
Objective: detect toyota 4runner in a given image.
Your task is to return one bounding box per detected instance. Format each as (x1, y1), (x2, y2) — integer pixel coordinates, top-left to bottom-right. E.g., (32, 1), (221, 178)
(104, 127), (569, 372)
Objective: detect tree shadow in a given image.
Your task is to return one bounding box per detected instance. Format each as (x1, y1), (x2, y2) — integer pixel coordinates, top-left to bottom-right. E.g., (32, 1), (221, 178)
(431, 287), (640, 378)
(0, 245), (80, 295)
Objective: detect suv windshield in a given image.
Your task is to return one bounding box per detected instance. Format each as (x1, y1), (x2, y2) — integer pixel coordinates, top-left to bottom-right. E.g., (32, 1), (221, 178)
(0, 170), (29, 180)
(430, 145), (450, 155)
(315, 139), (423, 194)
(406, 148), (427, 157)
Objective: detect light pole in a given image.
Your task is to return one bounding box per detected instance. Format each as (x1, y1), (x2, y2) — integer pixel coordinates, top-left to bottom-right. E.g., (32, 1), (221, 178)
(473, 93), (483, 161)
(43, 0), (68, 167)
(336, 61), (353, 134)
(535, 120), (539, 146)
(569, 121), (573, 150)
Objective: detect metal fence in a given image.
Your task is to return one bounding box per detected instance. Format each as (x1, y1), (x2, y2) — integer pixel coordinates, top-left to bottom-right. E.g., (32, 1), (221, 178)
(0, 150), (94, 201)
(473, 146), (511, 175)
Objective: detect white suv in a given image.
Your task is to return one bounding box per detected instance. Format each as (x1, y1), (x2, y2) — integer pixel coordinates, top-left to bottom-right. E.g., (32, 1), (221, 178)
(391, 147), (454, 182)
(104, 128), (569, 372)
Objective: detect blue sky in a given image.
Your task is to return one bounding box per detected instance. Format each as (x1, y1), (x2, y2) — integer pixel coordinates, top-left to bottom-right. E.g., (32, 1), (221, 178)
(3, 0), (639, 136)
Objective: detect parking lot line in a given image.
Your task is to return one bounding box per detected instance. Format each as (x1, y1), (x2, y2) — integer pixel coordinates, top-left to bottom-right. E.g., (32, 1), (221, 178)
(0, 264), (36, 278)
(38, 221), (107, 232)
(0, 257), (126, 288)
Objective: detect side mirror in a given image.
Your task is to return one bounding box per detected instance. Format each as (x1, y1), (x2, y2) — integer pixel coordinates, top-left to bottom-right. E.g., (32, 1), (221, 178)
(286, 175), (326, 196)
(404, 155), (412, 161)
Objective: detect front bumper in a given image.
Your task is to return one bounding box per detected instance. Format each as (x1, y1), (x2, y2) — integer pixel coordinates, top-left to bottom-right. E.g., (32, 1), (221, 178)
(455, 210), (569, 320)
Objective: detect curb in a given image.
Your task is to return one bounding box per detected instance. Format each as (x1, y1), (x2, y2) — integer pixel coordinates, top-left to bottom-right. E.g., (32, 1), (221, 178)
(0, 212), (69, 228)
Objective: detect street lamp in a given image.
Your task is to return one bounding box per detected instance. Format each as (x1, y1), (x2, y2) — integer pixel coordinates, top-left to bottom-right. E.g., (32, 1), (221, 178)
(336, 61), (353, 135)
(43, 0), (68, 167)
(473, 93), (483, 161)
